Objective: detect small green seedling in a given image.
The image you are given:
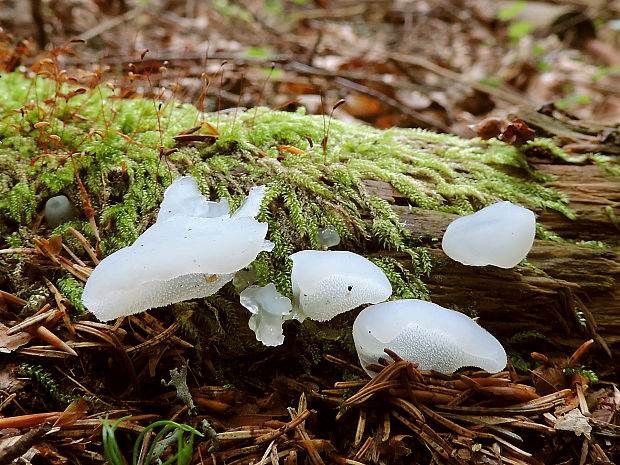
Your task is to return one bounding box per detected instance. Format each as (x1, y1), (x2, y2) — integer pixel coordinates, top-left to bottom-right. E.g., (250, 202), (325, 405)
(101, 415), (204, 465)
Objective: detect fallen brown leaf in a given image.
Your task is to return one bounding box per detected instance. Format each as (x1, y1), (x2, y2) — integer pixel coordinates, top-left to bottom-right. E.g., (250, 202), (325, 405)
(0, 323), (32, 353)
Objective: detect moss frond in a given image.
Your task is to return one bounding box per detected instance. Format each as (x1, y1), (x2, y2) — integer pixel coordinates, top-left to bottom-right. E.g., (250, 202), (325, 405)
(369, 256), (429, 300)
(19, 363), (81, 405)
(7, 182), (35, 224)
(56, 275), (86, 318)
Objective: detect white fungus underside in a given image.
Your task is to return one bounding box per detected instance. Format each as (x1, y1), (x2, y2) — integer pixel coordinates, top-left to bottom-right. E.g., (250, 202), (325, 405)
(84, 272), (233, 322)
(441, 201), (536, 268)
(291, 250), (392, 322)
(353, 299), (507, 376)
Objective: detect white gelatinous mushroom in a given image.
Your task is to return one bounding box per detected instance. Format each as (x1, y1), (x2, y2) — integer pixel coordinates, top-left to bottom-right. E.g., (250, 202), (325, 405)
(157, 176), (230, 221)
(82, 176), (273, 321)
(316, 228), (340, 249)
(290, 250), (392, 322)
(353, 299), (507, 376)
(441, 201), (536, 268)
(44, 195), (75, 227)
(240, 283), (292, 346)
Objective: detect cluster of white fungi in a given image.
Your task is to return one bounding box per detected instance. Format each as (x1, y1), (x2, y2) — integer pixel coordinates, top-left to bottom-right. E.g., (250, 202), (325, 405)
(82, 176), (537, 375)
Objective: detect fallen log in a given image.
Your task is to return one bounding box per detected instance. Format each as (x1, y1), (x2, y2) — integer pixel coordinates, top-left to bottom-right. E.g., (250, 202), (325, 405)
(365, 153), (620, 360)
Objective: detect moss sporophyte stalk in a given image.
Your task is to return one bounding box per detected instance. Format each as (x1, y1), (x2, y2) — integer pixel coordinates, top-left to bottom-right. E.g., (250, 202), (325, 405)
(1, 71), (576, 324)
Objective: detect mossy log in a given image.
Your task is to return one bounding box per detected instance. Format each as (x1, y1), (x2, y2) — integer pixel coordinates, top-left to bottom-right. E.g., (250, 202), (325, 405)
(366, 158), (620, 359)
(1, 72), (619, 374)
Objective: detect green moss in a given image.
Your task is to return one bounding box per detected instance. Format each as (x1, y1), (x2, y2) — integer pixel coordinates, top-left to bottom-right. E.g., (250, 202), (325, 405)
(369, 256), (429, 300)
(56, 275), (86, 318)
(297, 319), (339, 370)
(19, 363), (82, 405)
(4, 230), (22, 248)
(6, 182), (35, 224)
(605, 205), (619, 229)
(505, 330), (549, 344)
(508, 353), (537, 373)
(563, 366), (598, 383)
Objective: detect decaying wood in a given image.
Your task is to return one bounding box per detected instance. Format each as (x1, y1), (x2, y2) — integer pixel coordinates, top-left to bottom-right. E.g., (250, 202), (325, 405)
(365, 157), (620, 359)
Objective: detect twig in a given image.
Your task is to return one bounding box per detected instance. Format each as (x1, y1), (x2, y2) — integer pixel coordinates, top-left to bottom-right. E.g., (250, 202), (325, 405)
(387, 397), (425, 423)
(255, 409), (312, 444)
(324, 354), (367, 376)
(391, 410), (466, 465)
(434, 403), (560, 416)
(415, 402), (485, 439)
(15, 347), (72, 358)
(0, 412), (60, 429)
(288, 61), (449, 130)
(333, 380), (367, 389)
(442, 412), (554, 434)
(0, 248), (36, 255)
(0, 290), (27, 307)
(344, 361), (408, 405)
(344, 380), (401, 405)
(217, 429), (273, 441)
(43, 276), (75, 336)
(135, 313), (194, 349)
(0, 423), (51, 465)
(257, 440), (276, 465)
(388, 52), (534, 107)
(352, 436), (372, 462)
(79, 0), (170, 42)
(0, 393), (17, 413)
(512, 388), (572, 408)
(288, 406), (325, 465)
(68, 226), (99, 264)
(61, 243), (86, 267)
(353, 409), (366, 448)
(7, 308), (57, 335)
(126, 321), (186, 353)
(34, 239), (91, 282)
(55, 367), (113, 407)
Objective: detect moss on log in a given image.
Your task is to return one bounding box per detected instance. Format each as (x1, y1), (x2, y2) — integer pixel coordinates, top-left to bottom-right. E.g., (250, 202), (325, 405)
(368, 156), (620, 358)
(0, 71), (618, 372)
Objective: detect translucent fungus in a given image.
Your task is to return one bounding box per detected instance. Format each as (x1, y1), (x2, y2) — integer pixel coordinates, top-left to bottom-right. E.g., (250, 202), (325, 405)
(240, 283), (292, 346)
(290, 250), (392, 322)
(82, 176), (273, 321)
(441, 201), (536, 268)
(316, 228), (340, 248)
(353, 299), (507, 376)
(44, 195), (75, 227)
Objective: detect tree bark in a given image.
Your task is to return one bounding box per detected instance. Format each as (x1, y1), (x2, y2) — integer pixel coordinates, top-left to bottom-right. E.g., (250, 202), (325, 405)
(365, 158), (620, 361)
